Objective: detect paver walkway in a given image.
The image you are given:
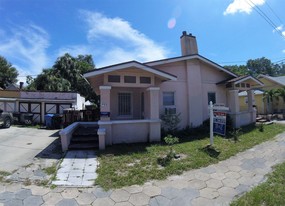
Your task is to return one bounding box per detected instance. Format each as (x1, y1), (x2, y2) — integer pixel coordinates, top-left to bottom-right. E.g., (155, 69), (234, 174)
(52, 150), (98, 187)
(0, 132), (285, 206)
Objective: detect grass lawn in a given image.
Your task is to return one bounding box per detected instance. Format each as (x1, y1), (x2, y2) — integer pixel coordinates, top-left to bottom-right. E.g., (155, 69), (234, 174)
(231, 161), (285, 206)
(96, 123), (285, 190)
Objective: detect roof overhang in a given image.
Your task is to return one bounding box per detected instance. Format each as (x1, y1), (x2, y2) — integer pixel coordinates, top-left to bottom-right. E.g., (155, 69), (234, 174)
(145, 54), (237, 78)
(84, 61), (177, 81)
(233, 76), (264, 86)
(257, 74), (285, 87)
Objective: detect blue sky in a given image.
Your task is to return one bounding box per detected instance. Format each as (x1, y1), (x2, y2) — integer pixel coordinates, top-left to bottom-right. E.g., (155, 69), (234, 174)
(0, 0), (285, 82)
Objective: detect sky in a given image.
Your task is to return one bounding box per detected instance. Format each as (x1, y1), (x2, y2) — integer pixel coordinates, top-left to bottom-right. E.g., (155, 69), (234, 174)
(0, 0), (285, 83)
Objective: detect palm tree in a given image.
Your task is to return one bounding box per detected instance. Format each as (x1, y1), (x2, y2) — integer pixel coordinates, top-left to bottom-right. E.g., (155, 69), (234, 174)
(276, 87), (285, 118)
(263, 89), (279, 115)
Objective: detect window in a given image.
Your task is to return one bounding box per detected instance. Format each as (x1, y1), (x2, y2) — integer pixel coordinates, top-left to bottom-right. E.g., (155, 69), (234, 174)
(208, 92), (216, 104)
(108, 75), (120, 83)
(163, 92), (176, 115)
(163, 92), (175, 106)
(118, 93), (132, 116)
(124, 76), (136, 83)
(140, 76), (151, 84)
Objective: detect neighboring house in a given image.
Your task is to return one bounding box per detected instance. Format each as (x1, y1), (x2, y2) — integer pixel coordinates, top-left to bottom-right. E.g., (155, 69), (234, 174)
(257, 75), (285, 114)
(239, 90), (265, 114)
(0, 90), (85, 123)
(83, 31), (263, 147)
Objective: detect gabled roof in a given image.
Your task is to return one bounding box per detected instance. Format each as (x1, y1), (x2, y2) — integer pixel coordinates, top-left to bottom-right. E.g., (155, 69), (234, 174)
(145, 54), (238, 78)
(257, 74), (285, 86)
(84, 61), (177, 81)
(217, 75), (264, 86)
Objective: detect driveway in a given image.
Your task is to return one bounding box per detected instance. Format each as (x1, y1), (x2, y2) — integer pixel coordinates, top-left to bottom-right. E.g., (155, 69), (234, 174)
(0, 126), (59, 172)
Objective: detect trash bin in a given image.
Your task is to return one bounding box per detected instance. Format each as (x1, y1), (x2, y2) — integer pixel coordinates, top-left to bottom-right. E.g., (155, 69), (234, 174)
(23, 113), (34, 125)
(52, 114), (63, 129)
(12, 112), (21, 124)
(45, 114), (54, 129)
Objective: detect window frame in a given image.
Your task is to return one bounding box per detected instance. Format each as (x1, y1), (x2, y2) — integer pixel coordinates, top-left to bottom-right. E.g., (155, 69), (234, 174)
(162, 91), (176, 115)
(118, 92), (133, 117)
(108, 75), (120, 83)
(208, 92), (216, 105)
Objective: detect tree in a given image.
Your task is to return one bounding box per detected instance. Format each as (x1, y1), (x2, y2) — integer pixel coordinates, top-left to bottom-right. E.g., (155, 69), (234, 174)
(263, 89), (279, 114)
(26, 53), (98, 104)
(224, 65), (249, 76)
(246, 57), (279, 76)
(0, 56), (18, 89)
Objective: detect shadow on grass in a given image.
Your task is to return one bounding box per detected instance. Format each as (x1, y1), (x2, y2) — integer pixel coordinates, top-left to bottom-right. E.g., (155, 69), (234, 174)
(199, 145), (221, 158)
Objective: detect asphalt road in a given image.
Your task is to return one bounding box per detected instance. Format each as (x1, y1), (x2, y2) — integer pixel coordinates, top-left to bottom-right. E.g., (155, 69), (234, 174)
(0, 126), (59, 172)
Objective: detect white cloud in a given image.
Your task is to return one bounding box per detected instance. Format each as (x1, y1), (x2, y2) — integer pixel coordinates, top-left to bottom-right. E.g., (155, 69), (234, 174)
(57, 45), (95, 57)
(224, 0), (265, 15)
(275, 25), (283, 31)
(0, 24), (50, 81)
(282, 49), (285, 53)
(79, 11), (169, 67)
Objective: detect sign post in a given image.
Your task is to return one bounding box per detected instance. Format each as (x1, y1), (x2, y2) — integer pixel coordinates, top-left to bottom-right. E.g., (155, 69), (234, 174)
(209, 101), (214, 145)
(209, 102), (229, 145)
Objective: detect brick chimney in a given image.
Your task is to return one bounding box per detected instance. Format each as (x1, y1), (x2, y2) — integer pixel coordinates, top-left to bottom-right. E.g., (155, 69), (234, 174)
(180, 31), (198, 56)
(19, 82), (24, 90)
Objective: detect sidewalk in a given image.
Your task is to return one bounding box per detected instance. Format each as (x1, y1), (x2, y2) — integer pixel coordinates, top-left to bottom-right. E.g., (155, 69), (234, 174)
(0, 132), (285, 206)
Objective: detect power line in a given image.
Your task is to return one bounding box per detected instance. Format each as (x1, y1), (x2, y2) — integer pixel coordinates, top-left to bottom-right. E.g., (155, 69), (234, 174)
(265, 1), (284, 26)
(246, 0), (285, 38)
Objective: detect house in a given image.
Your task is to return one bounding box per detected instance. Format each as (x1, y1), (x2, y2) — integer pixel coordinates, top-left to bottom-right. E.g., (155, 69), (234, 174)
(256, 75), (285, 114)
(83, 31), (263, 148)
(0, 89), (85, 123)
(239, 90), (265, 114)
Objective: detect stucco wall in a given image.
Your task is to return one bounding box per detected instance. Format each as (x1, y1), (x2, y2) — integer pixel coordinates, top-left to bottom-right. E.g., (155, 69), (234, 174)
(155, 62), (188, 128)
(154, 60), (232, 128)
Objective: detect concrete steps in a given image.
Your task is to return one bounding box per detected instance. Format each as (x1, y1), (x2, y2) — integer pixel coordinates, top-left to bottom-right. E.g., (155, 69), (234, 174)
(68, 125), (99, 150)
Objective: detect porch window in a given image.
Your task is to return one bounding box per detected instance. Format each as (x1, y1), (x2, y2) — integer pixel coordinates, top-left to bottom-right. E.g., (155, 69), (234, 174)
(124, 76), (136, 83)
(118, 92), (132, 116)
(208, 92), (216, 104)
(140, 76), (151, 84)
(163, 92), (176, 115)
(108, 75), (120, 83)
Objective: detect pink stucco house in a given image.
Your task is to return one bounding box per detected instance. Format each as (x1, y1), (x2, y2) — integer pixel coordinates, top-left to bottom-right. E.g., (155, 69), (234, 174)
(80, 31), (263, 149)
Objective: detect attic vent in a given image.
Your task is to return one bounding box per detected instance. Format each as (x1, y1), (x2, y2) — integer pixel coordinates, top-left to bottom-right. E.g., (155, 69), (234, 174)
(108, 75), (120, 83)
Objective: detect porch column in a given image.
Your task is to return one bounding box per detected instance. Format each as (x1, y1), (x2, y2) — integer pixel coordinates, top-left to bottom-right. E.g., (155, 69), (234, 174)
(99, 86), (112, 147)
(228, 90), (240, 113)
(147, 87), (160, 119)
(247, 90), (254, 112)
(147, 87), (161, 142)
(247, 90), (256, 123)
(228, 89), (240, 128)
(99, 86), (111, 121)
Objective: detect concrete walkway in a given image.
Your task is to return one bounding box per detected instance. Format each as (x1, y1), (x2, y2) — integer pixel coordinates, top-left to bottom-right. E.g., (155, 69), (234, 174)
(52, 150), (98, 187)
(0, 132), (285, 206)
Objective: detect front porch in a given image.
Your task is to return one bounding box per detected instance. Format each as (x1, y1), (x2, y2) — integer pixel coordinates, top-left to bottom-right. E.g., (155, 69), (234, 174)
(225, 76), (263, 128)
(98, 86), (162, 146)
(82, 61), (177, 150)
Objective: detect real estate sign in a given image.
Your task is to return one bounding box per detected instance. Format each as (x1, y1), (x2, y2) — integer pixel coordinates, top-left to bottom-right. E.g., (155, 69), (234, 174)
(213, 111), (226, 136)
(209, 102), (229, 145)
